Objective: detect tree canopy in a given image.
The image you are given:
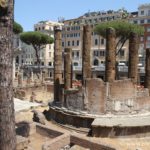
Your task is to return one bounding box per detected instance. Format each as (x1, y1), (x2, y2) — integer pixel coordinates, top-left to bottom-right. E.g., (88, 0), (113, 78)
(94, 20), (144, 38)
(13, 21), (23, 34)
(20, 31), (53, 46)
(20, 31), (54, 64)
(94, 20), (144, 55)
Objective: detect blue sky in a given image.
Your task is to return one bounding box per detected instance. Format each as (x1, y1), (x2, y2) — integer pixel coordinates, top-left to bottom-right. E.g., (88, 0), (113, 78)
(14, 0), (150, 31)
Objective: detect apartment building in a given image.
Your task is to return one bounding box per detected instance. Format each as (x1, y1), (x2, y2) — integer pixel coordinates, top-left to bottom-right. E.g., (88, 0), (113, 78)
(129, 4), (150, 66)
(34, 21), (63, 67)
(62, 9), (129, 79)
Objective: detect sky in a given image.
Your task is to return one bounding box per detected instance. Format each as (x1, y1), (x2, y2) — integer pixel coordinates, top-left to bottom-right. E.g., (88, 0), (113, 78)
(14, 0), (150, 31)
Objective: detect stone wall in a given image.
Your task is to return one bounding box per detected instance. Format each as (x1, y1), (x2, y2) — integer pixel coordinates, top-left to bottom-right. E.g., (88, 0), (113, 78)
(64, 78), (150, 114)
(84, 78), (106, 114)
(42, 134), (70, 150)
(65, 88), (84, 111)
(108, 79), (136, 100)
(70, 133), (117, 150)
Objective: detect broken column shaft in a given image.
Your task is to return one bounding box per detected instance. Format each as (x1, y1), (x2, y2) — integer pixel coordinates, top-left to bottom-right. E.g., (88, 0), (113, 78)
(82, 25), (92, 84)
(54, 26), (63, 102)
(145, 48), (150, 93)
(105, 27), (116, 82)
(128, 32), (139, 84)
(64, 48), (72, 90)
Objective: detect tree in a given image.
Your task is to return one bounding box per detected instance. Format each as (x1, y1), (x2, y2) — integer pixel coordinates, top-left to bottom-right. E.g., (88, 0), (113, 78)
(13, 21), (23, 34)
(20, 31), (53, 65)
(94, 20), (144, 55)
(0, 0), (16, 149)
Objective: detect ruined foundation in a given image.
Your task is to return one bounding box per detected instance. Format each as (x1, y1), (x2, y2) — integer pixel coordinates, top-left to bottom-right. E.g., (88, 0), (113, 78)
(48, 26), (150, 138)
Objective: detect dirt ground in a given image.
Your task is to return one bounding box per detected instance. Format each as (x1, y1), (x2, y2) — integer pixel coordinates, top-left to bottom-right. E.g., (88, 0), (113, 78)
(16, 105), (150, 150)
(15, 85), (150, 150)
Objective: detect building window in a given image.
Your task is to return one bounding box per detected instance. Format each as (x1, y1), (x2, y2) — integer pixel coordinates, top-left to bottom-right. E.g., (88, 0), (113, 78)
(41, 62), (44, 66)
(39, 27), (41, 30)
(49, 72), (52, 77)
(140, 20), (144, 24)
(77, 40), (79, 46)
(93, 59), (99, 66)
(148, 10), (150, 16)
(101, 39), (104, 45)
(100, 50), (105, 56)
(93, 51), (99, 56)
(73, 62), (78, 66)
(76, 51), (79, 57)
(72, 41), (74, 46)
(42, 27), (45, 30)
(148, 19), (150, 23)
(35, 28), (37, 31)
(62, 42), (64, 47)
(95, 39), (98, 45)
(68, 41), (70, 46)
(141, 10), (144, 15)
(72, 52), (74, 57)
(49, 62), (52, 66)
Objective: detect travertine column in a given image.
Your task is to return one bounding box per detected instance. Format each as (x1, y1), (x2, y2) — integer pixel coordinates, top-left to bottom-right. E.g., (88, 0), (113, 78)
(18, 73), (23, 87)
(128, 32), (139, 84)
(54, 26), (62, 102)
(145, 48), (150, 93)
(105, 27), (116, 82)
(31, 71), (34, 82)
(64, 48), (72, 90)
(82, 25), (92, 83)
(26, 75), (31, 86)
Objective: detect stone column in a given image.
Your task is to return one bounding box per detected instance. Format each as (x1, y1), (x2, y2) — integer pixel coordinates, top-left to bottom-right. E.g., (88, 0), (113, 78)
(145, 48), (150, 93)
(18, 73), (23, 87)
(105, 27), (116, 82)
(54, 26), (63, 102)
(64, 48), (72, 90)
(128, 32), (139, 84)
(13, 57), (16, 80)
(26, 76), (31, 86)
(31, 71), (34, 82)
(82, 25), (92, 84)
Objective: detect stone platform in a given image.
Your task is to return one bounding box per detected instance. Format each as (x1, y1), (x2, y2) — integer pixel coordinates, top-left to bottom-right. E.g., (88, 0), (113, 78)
(92, 113), (150, 137)
(48, 105), (150, 138)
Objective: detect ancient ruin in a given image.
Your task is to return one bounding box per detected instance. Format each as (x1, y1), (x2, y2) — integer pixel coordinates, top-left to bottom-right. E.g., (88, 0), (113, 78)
(14, 25), (150, 150)
(46, 25), (150, 139)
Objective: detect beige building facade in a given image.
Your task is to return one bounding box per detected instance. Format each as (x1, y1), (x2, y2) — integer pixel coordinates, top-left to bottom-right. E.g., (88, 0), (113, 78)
(61, 10), (129, 79)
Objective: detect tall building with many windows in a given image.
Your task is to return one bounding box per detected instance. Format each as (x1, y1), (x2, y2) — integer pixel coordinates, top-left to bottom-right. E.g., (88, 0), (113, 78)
(129, 4), (150, 66)
(34, 21), (63, 66)
(61, 9), (129, 79)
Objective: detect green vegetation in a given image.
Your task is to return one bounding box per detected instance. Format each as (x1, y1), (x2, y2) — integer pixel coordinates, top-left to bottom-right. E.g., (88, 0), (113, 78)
(94, 20), (144, 54)
(20, 31), (53, 64)
(13, 21), (23, 34)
